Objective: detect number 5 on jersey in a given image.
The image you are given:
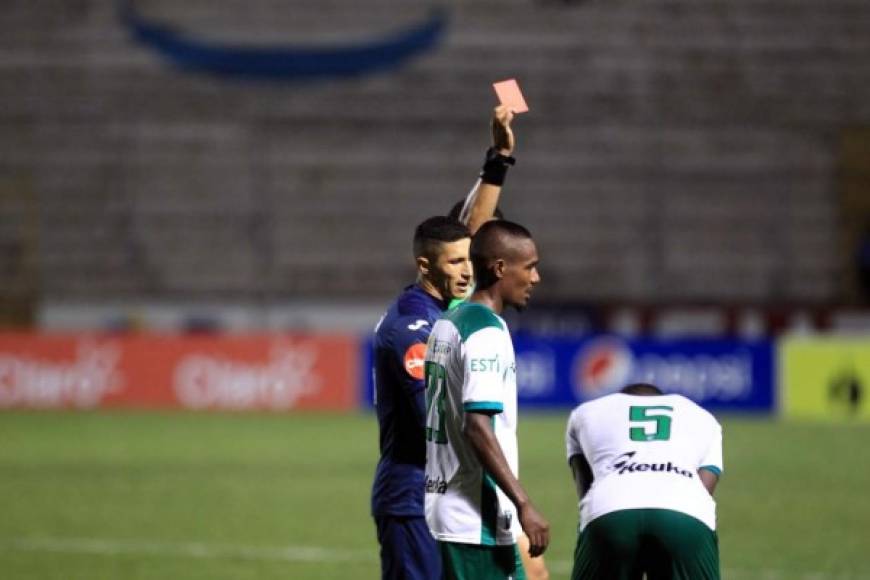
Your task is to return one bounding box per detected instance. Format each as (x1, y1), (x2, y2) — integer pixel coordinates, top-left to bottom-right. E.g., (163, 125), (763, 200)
(425, 361), (448, 444)
(629, 406), (673, 441)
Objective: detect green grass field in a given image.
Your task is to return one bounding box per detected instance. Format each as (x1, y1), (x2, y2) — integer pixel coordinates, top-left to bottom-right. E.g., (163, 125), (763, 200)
(1, 411), (868, 579)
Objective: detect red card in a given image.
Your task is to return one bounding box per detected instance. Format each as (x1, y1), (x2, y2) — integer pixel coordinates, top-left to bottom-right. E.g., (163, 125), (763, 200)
(493, 78), (529, 114)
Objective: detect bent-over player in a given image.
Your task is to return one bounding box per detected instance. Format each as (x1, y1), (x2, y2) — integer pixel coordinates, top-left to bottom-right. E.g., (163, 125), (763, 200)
(565, 383), (723, 580)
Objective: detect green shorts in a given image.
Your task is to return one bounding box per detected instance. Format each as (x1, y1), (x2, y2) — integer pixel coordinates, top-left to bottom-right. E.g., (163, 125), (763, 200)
(572, 508), (720, 580)
(438, 541), (526, 580)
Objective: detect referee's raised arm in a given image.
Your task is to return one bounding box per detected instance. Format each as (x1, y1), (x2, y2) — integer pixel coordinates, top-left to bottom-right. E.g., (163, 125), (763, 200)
(453, 106), (517, 235)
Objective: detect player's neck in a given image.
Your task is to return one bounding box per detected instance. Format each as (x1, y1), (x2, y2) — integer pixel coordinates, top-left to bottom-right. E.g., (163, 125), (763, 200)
(416, 277), (446, 304)
(469, 288), (503, 314)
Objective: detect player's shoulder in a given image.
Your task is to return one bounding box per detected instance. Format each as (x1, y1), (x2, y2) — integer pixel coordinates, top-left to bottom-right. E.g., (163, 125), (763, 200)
(443, 301), (505, 341)
(659, 394), (722, 430)
(576, 392), (626, 412)
(566, 402), (586, 431)
(570, 391), (663, 421)
(378, 287), (439, 336)
(664, 393), (717, 416)
(396, 286), (441, 319)
(566, 393), (614, 429)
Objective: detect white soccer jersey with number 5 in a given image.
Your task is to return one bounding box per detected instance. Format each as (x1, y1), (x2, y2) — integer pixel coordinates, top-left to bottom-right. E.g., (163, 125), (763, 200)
(424, 302), (521, 546)
(566, 393), (723, 531)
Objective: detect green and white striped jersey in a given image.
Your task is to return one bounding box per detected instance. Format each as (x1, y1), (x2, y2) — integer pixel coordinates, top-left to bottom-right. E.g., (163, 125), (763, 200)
(423, 301), (521, 546)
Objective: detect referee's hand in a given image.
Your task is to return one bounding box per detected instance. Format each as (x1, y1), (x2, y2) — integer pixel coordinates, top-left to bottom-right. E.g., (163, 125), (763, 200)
(492, 105), (515, 156)
(518, 502), (550, 557)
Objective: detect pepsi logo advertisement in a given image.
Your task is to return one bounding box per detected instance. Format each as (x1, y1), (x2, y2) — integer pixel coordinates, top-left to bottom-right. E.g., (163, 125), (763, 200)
(512, 335), (774, 412)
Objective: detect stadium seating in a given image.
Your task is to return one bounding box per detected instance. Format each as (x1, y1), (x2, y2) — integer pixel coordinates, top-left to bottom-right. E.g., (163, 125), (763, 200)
(2, 0), (868, 307)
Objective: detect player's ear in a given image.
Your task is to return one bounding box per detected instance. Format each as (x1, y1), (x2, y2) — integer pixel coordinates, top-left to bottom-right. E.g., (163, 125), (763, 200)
(493, 258), (506, 280)
(416, 255), (430, 276)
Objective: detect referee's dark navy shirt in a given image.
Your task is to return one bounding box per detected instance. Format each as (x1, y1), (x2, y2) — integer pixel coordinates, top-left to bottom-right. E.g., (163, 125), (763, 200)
(371, 284), (447, 517)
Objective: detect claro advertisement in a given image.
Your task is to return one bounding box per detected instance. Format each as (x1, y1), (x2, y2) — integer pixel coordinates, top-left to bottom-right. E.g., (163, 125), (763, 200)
(0, 333), (358, 411)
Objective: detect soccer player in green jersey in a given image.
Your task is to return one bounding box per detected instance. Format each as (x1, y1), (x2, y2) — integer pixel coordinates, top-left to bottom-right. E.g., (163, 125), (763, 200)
(424, 220), (550, 580)
(446, 124), (552, 580)
(565, 383), (723, 580)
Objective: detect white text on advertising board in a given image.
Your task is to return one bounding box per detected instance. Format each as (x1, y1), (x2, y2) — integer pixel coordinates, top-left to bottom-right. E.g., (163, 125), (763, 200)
(574, 338), (753, 401)
(174, 344), (321, 410)
(0, 343), (122, 408)
(516, 351), (556, 396)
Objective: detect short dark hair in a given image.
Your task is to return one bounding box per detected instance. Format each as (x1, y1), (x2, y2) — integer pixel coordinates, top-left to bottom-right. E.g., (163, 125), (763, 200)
(447, 200), (505, 222)
(413, 216), (471, 259)
(470, 220), (533, 289)
(621, 383), (664, 396)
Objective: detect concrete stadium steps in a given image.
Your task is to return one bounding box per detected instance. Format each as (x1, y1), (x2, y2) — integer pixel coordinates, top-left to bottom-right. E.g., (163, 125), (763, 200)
(2, 0), (868, 303)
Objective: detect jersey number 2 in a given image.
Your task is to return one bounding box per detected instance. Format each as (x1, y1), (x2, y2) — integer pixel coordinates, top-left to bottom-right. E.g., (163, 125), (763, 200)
(425, 361), (448, 444)
(629, 406), (673, 441)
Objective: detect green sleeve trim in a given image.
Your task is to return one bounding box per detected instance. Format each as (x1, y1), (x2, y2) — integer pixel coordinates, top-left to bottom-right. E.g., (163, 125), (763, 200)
(447, 302), (504, 341)
(699, 465), (722, 477)
(463, 401), (503, 413)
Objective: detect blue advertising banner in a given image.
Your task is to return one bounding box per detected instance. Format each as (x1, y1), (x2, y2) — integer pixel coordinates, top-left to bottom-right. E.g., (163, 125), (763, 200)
(512, 334), (774, 412)
(362, 334), (775, 413)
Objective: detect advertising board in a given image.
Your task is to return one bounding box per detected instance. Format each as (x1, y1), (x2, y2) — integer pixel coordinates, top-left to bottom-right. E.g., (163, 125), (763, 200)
(780, 337), (870, 421)
(0, 333), (358, 411)
(363, 334), (775, 413)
